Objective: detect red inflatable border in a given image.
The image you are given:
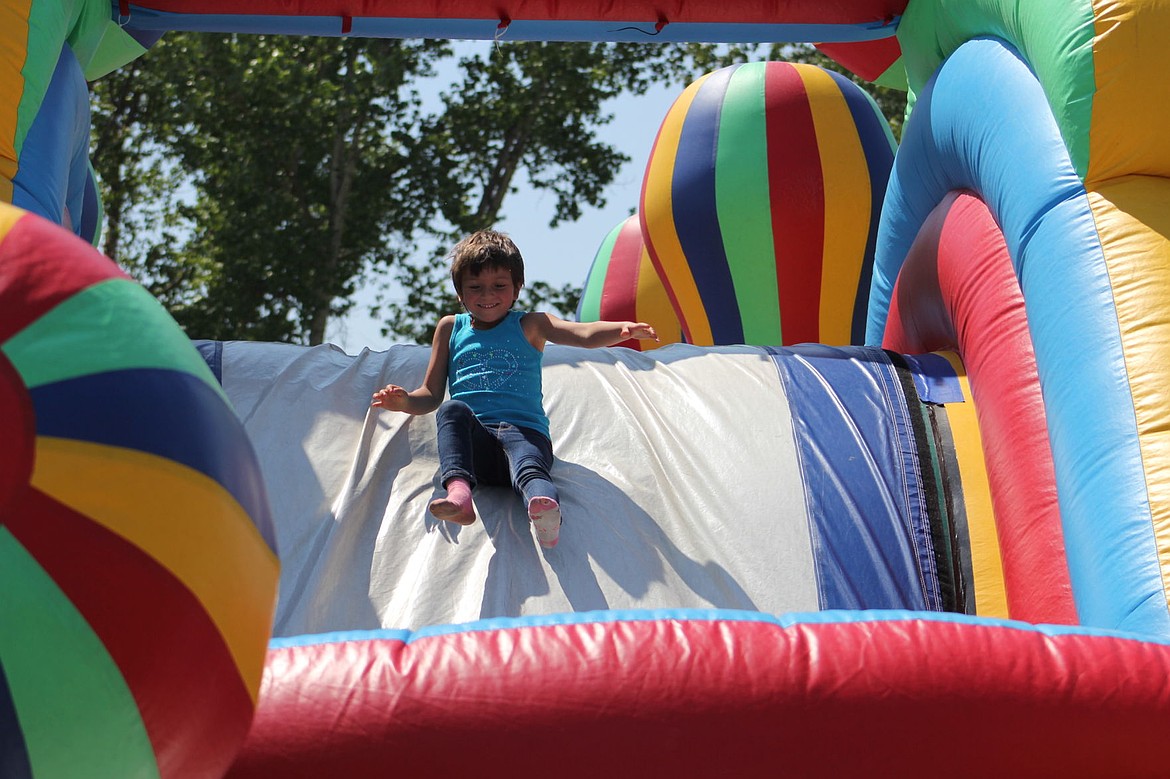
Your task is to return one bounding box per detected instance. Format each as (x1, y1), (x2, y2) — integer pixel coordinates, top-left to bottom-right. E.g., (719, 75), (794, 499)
(882, 190), (1075, 624)
(229, 615), (1170, 778)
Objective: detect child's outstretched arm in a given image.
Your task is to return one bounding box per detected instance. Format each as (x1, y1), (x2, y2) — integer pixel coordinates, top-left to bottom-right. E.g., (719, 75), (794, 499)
(524, 312), (659, 350)
(370, 316), (454, 415)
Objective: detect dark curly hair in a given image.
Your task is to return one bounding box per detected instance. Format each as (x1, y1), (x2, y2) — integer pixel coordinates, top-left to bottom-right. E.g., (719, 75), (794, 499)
(449, 230), (525, 295)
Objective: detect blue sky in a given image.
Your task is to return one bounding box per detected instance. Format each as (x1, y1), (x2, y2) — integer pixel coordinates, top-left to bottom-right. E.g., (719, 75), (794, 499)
(327, 43), (684, 352)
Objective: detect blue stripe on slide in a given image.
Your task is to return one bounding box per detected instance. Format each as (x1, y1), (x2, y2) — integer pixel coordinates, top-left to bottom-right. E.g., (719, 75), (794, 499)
(900, 352), (963, 405)
(193, 340), (224, 384)
(768, 344), (936, 611)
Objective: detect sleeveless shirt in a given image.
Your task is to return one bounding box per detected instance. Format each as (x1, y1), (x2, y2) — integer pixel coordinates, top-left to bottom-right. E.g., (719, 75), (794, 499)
(448, 311), (550, 438)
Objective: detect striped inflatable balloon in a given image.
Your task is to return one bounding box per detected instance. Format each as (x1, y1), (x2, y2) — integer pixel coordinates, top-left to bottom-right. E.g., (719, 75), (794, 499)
(0, 203), (279, 778)
(641, 61), (896, 347)
(578, 214), (683, 350)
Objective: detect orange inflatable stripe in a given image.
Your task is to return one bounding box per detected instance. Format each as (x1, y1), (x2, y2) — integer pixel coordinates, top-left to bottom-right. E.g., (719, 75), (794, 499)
(10, 488), (255, 776)
(641, 78), (712, 345)
(800, 66), (870, 346)
(31, 437), (278, 703)
(0, 0), (32, 199)
(936, 351), (1008, 618)
(1087, 182), (1170, 618)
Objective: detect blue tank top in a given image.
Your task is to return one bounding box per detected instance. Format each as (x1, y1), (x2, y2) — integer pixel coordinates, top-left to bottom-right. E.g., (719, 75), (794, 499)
(448, 311), (550, 438)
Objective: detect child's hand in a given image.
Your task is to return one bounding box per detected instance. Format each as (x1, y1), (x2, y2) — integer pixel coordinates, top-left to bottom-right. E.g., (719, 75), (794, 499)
(371, 384), (409, 411)
(622, 322), (659, 341)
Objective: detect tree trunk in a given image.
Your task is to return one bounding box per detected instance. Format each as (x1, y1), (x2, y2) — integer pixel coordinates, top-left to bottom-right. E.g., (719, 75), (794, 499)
(473, 80), (547, 226)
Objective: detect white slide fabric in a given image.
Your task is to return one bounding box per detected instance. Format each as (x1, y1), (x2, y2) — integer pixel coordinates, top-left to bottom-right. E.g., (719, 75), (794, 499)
(212, 341), (819, 636)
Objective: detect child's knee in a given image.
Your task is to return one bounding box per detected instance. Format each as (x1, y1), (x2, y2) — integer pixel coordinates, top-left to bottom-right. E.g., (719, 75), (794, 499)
(437, 399), (474, 422)
(515, 465), (556, 498)
(515, 455), (551, 479)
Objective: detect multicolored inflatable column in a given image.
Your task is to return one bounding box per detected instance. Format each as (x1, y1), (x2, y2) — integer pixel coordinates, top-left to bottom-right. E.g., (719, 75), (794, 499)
(1, 0), (159, 243)
(0, 201), (279, 777)
(641, 60), (896, 347)
(871, 0), (1170, 637)
(577, 214), (683, 350)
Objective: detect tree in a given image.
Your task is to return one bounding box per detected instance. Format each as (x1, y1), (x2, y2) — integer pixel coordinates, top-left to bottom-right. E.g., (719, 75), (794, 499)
(89, 53), (196, 301)
(92, 32), (451, 343)
(89, 35), (714, 345)
(382, 41), (905, 344)
(381, 40), (739, 343)
(89, 37), (902, 346)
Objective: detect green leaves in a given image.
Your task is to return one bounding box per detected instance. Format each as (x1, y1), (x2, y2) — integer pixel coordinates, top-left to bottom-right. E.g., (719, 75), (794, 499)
(92, 33), (448, 344)
(89, 37), (903, 347)
(89, 36), (692, 345)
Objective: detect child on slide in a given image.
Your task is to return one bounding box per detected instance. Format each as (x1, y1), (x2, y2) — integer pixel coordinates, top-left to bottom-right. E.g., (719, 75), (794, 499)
(371, 230), (658, 548)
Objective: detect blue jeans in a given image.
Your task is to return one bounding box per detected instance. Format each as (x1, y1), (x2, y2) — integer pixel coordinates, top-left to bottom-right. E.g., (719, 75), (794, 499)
(435, 400), (557, 505)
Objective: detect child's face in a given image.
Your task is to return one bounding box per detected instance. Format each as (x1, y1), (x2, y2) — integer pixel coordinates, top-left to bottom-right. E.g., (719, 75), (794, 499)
(458, 266), (520, 324)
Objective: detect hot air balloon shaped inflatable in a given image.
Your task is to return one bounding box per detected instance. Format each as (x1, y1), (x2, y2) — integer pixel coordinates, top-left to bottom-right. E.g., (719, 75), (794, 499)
(0, 202), (279, 777)
(641, 61), (897, 347)
(577, 213), (683, 350)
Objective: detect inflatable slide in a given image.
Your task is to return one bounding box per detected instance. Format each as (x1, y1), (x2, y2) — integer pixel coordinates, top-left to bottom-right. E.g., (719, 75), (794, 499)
(4, 0), (1170, 777)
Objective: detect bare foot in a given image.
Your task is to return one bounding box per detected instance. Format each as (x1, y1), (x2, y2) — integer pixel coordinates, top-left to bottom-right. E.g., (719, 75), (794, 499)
(430, 497), (476, 525)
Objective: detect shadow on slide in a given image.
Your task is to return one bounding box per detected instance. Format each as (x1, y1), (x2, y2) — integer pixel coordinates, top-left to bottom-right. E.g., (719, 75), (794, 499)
(476, 460), (759, 619)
